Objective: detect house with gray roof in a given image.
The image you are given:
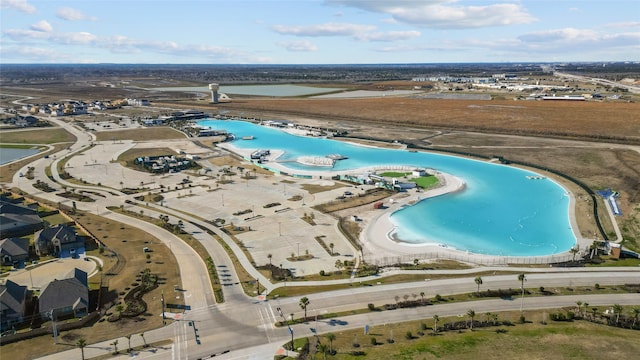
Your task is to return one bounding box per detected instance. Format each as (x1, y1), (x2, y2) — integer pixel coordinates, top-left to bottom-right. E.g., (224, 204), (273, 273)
(38, 268), (89, 319)
(0, 279), (31, 331)
(0, 201), (44, 239)
(0, 238), (29, 266)
(34, 224), (83, 257)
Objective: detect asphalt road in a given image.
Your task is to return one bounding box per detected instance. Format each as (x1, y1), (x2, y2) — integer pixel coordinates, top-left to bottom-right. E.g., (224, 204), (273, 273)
(4, 105), (637, 360)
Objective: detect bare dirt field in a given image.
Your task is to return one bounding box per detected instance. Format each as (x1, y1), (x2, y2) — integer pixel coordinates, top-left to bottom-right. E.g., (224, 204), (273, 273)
(166, 97), (640, 143)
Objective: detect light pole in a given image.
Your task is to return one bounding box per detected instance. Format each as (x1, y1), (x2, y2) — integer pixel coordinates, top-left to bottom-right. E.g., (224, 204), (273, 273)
(297, 243), (300, 259)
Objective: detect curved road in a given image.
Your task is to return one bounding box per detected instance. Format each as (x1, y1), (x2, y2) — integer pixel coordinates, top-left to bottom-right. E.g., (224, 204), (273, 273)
(3, 105), (638, 360)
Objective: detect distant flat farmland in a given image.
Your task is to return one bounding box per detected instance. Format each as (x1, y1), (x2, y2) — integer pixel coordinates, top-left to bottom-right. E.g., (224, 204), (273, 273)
(215, 98), (640, 143)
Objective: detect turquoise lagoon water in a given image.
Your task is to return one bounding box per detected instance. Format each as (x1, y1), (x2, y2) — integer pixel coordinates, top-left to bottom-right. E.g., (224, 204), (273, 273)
(198, 120), (577, 256)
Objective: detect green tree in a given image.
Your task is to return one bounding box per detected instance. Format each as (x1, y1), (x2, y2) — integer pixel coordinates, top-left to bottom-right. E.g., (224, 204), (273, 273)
(576, 301), (583, 317)
(570, 245), (579, 262)
(267, 253), (272, 266)
(631, 307), (640, 328)
(115, 304), (124, 318)
(329, 242), (334, 255)
(432, 314), (439, 334)
(76, 338), (87, 360)
(474, 276), (483, 294)
(467, 309), (476, 330)
(612, 304), (623, 325)
(414, 258), (419, 268)
(299, 296), (310, 320)
(420, 291), (425, 303)
(518, 273), (527, 312)
(325, 333), (336, 355)
(317, 343), (329, 360)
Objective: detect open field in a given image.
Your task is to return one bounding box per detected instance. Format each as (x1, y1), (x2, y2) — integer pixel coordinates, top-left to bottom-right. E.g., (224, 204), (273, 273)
(296, 311), (640, 360)
(166, 97), (640, 143)
(0, 127), (76, 144)
(93, 127), (186, 141)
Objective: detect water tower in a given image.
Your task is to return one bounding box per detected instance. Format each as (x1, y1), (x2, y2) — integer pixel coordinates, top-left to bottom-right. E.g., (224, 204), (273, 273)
(208, 83), (219, 103)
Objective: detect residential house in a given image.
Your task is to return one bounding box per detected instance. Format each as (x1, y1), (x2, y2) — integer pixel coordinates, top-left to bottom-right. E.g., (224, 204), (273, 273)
(0, 280), (31, 331)
(0, 201), (44, 239)
(0, 238), (29, 266)
(34, 224), (83, 257)
(39, 268), (89, 319)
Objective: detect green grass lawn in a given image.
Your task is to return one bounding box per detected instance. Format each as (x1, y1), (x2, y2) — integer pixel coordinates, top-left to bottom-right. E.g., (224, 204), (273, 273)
(292, 312), (640, 360)
(379, 172), (410, 178)
(410, 175), (439, 189)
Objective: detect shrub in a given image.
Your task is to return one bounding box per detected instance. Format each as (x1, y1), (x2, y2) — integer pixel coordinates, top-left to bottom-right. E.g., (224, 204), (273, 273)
(519, 315), (526, 324)
(405, 331), (413, 340)
(319, 270), (325, 276)
(370, 337), (377, 345)
(368, 303), (376, 311)
(435, 294), (443, 302)
(421, 322), (428, 330)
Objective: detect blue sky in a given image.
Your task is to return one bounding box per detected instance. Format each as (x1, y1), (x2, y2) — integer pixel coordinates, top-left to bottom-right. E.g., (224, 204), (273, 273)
(1, 0), (639, 64)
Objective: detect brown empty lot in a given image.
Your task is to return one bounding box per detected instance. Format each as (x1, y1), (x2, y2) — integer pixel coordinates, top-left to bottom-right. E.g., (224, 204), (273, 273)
(200, 97), (640, 143)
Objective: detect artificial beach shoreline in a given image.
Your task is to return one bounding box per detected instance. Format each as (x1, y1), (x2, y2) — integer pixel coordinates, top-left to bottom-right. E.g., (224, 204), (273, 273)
(213, 124), (585, 265)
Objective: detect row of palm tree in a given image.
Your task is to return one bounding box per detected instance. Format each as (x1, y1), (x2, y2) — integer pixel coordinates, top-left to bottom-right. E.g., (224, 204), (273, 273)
(76, 332), (147, 359)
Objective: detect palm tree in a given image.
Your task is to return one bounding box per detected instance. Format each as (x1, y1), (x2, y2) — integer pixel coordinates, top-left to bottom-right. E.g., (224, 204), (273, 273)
(491, 313), (499, 325)
(317, 343), (329, 360)
(467, 309), (476, 330)
(570, 245), (579, 262)
(584, 303), (589, 319)
(484, 312), (492, 325)
(420, 291), (425, 303)
(576, 301), (583, 317)
(76, 338), (87, 360)
(631, 307), (640, 329)
(518, 273), (527, 312)
(267, 253), (272, 266)
(329, 242), (334, 255)
(111, 339), (119, 355)
(432, 314), (439, 334)
(474, 276), (483, 294)
(125, 334), (132, 352)
(299, 296), (310, 320)
(414, 258), (419, 268)
(325, 333), (336, 355)
(612, 304), (623, 325)
(140, 332), (148, 348)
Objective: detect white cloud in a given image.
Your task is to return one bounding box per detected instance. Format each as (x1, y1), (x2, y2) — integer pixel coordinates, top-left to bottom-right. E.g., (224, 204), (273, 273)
(605, 21), (640, 29)
(56, 7), (95, 21)
(326, 0), (536, 29)
(0, 46), (71, 62)
(30, 20), (53, 33)
(356, 30), (420, 42)
(272, 23), (375, 37)
(277, 40), (318, 52)
(0, 0), (36, 14)
(519, 28), (600, 43)
(272, 22), (418, 42)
